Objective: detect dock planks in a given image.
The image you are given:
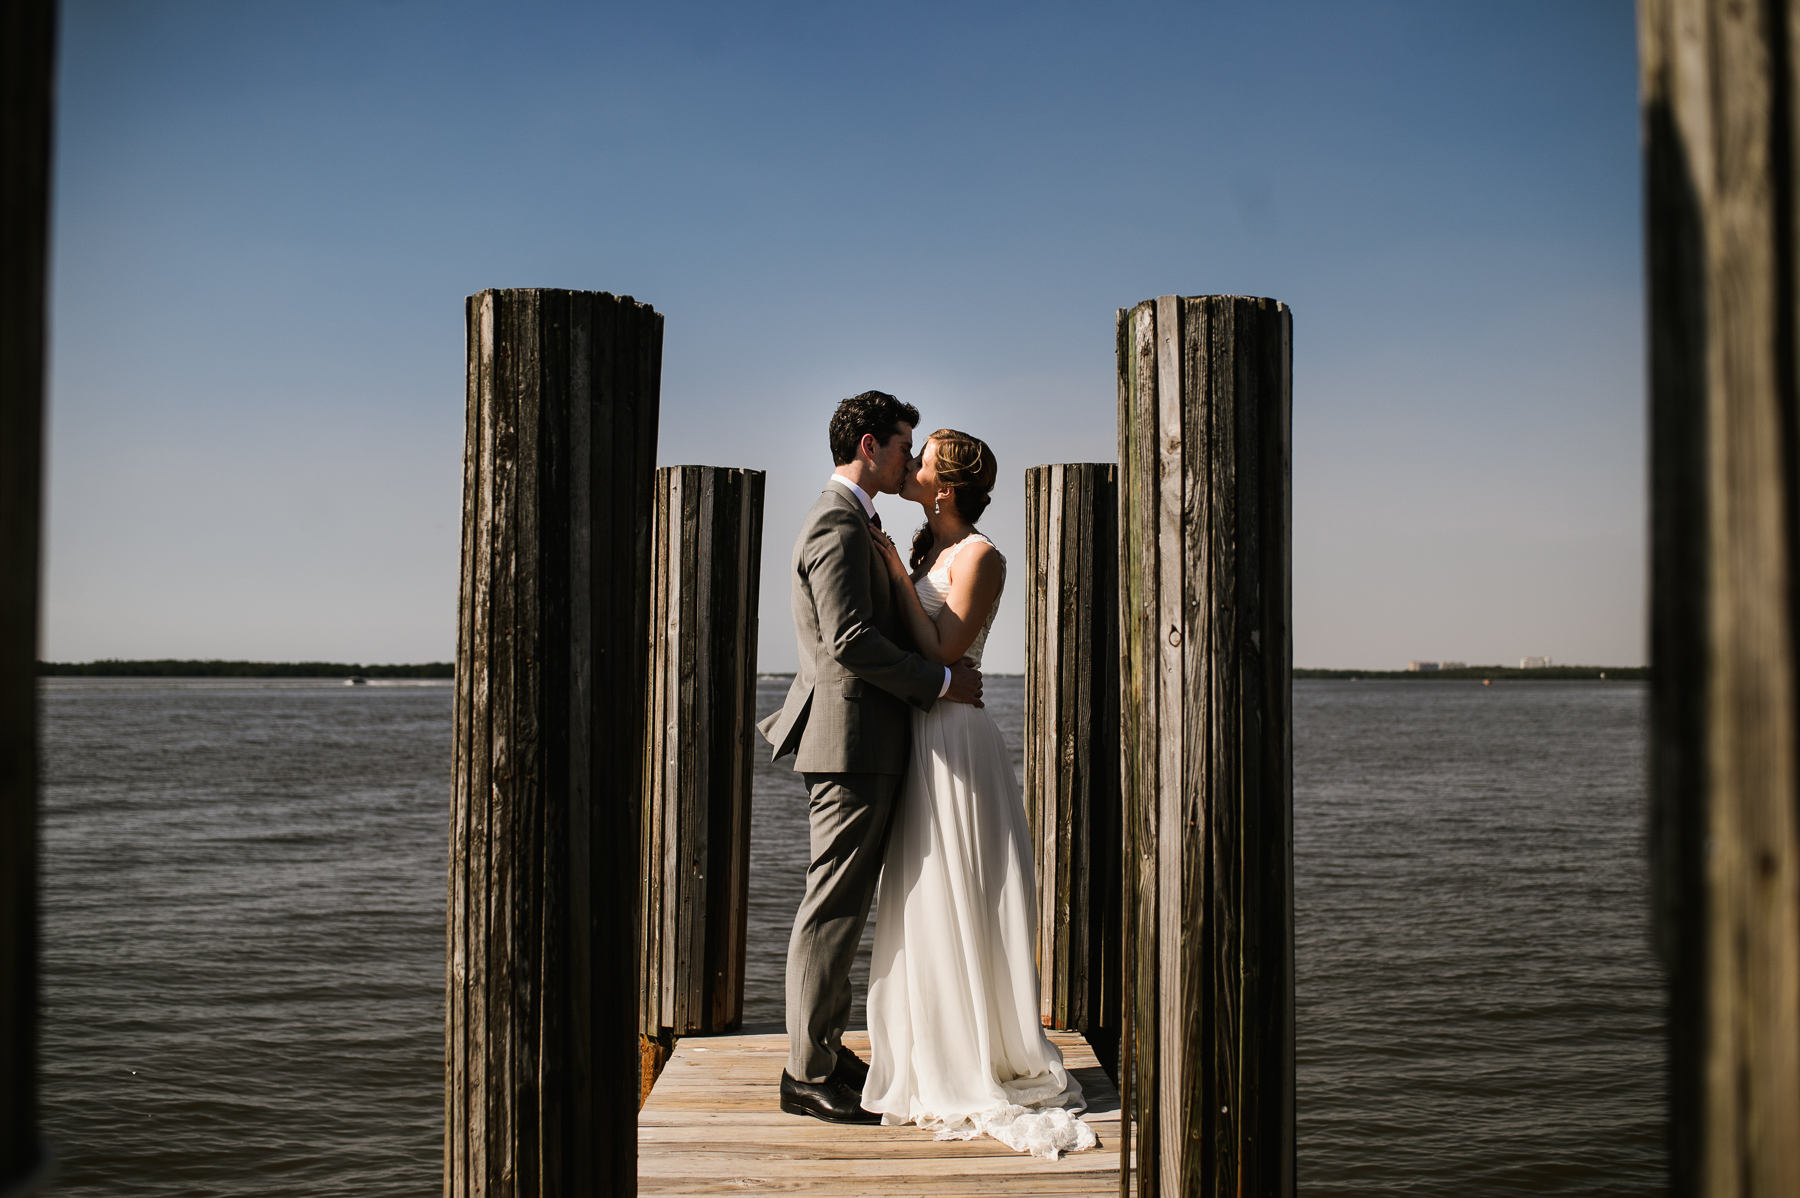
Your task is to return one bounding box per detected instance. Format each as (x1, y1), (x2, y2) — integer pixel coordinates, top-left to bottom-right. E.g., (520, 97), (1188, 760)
(640, 1029), (1126, 1195)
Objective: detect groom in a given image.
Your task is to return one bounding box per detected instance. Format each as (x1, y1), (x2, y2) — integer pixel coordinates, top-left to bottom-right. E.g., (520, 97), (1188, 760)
(758, 391), (984, 1123)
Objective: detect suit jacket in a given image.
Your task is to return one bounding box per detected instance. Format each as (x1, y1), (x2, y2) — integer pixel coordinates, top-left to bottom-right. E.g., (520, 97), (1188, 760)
(758, 485), (942, 774)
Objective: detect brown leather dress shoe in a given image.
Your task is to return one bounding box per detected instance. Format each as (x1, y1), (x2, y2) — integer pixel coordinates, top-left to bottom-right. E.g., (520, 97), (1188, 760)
(779, 1070), (880, 1124)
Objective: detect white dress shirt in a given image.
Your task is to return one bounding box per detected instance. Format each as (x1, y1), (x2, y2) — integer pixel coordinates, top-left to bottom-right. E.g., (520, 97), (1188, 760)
(831, 474), (951, 698)
(830, 473), (876, 519)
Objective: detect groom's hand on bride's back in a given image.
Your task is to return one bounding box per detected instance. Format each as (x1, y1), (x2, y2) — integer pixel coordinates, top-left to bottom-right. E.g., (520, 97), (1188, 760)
(945, 658), (984, 706)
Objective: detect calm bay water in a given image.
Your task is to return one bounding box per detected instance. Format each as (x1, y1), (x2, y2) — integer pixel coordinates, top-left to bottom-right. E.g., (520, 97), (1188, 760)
(38, 676), (1660, 1195)
(1291, 681), (1661, 1196)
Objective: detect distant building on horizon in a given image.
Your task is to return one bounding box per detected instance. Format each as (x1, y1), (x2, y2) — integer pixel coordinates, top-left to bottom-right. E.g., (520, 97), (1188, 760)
(1440, 661), (1467, 670)
(1407, 661), (1440, 671)
(1521, 656), (1552, 669)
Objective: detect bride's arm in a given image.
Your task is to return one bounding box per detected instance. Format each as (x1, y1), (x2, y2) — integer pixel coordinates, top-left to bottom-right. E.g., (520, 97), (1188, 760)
(873, 534), (1004, 666)
(872, 535), (946, 662)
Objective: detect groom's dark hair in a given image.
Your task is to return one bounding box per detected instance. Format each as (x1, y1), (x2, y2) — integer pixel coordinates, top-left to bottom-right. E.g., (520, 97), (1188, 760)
(829, 391), (921, 465)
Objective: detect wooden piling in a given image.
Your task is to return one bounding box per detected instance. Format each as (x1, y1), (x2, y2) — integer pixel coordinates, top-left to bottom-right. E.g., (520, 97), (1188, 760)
(1641, 1), (1800, 1192)
(0, 1), (54, 1193)
(1116, 295), (1293, 1198)
(641, 465), (764, 1063)
(448, 289), (661, 1198)
(1023, 464), (1121, 1077)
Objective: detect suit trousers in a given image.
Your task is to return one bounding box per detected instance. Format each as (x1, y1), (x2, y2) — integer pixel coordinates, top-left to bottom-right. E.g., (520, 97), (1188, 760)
(786, 770), (901, 1082)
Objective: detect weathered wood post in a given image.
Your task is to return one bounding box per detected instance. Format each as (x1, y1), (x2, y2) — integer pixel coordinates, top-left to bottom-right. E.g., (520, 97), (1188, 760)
(1641, 2), (1800, 1192)
(640, 466), (764, 1083)
(1, 1), (54, 1194)
(448, 289), (661, 1198)
(1023, 463), (1121, 1077)
(1116, 295), (1293, 1198)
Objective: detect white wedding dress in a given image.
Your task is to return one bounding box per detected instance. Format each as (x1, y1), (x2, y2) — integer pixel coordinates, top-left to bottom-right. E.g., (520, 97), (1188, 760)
(861, 533), (1097, 1160)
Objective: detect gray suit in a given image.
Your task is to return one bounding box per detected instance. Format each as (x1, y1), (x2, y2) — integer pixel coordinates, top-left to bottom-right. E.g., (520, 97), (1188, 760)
(759, 483), (943, 1082)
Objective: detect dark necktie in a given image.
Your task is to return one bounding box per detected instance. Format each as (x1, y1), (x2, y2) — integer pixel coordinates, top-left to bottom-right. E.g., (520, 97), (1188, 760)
(868, 509), (883, 532)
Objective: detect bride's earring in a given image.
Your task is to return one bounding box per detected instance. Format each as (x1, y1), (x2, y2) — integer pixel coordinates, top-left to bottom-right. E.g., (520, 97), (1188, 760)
(934, 496), (941, 516)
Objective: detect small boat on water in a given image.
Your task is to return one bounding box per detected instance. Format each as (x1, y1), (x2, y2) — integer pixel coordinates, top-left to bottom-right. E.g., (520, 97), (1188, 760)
(345, 676), (368, 686)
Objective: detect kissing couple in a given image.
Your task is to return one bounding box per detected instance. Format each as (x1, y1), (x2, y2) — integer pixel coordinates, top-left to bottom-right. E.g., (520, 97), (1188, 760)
(758, 391), (1096, 1159)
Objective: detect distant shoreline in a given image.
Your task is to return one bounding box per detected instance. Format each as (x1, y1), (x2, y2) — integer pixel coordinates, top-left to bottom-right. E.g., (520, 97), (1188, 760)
(37, 661), (1647, 682)
(36, 660), (454, 679)
(1294, 666), (1647, 681)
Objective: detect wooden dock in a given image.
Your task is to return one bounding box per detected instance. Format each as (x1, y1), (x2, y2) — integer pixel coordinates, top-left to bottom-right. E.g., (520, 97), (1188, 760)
(639, 1029), (1126, 1195)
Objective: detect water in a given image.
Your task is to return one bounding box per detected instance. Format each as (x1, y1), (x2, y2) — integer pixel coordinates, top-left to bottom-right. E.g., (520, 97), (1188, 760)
(1292, 681), (1661, 1196)
(39, 680), (445, 1197)
(36, 677), (1660, 1195)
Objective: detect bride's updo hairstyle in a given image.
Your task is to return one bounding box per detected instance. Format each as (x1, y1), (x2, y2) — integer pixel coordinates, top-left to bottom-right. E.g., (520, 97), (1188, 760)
(909, 429), (999, 573)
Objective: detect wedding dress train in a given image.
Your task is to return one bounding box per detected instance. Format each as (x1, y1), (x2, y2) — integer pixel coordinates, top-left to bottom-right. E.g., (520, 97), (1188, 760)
(861, 533), (1096, 1160)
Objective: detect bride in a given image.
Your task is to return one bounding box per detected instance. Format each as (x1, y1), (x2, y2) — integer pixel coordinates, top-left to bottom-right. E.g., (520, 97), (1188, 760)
(862, 428), (1096, 1160)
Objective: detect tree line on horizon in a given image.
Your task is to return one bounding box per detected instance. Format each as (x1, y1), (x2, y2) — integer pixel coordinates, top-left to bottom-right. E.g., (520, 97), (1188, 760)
(36, 660), (455, 678)
(37, 660), (1647, 682)
(1294, 665), (1648, 681)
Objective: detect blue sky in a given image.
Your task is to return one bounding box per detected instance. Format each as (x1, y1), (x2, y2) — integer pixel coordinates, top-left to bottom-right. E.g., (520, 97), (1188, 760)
(45, 0), (1642, 672)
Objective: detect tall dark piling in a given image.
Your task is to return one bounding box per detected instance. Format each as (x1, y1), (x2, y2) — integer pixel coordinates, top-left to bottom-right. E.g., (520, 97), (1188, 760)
(641, 466), (764, 1072)
(0, 1), (54, 1193)
(448, 289), (661, 1198)
(1641, 1), (1800, 1191)
(1116, 295), (1293, 1198)
(1023, 463), (1121, 1076)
